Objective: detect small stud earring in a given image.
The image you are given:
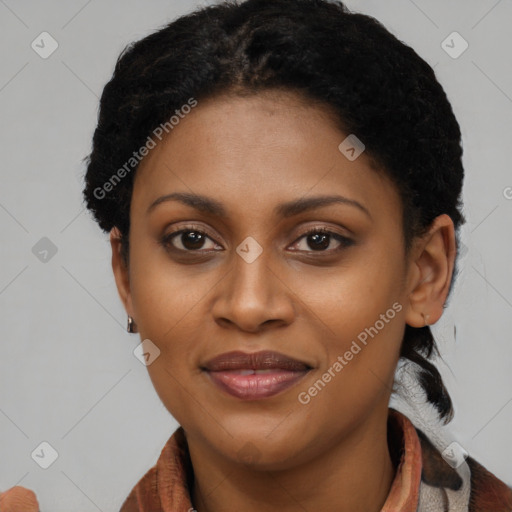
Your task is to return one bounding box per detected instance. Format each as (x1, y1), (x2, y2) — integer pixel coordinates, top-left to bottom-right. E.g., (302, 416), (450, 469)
(422, 313), (430, 327)
(127, 315), (137, 333)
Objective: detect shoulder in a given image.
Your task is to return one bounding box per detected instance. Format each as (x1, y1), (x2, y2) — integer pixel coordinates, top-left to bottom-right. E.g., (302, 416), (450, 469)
(119, 465), (161, 512)
(119, 427), (192, 512)
(416, 426), (512, 512)
(466, 456), (512, 512)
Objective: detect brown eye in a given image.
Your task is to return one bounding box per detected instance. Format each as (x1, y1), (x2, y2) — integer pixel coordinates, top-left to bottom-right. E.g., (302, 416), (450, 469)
(161, 226), (220, 252)
(291, 228), (353, 253)
(175, 230), (208, 250)
(160, 225), (353, 256)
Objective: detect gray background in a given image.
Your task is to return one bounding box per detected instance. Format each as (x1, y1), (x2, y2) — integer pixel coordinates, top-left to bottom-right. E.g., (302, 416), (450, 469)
(1, 0), (511, 510)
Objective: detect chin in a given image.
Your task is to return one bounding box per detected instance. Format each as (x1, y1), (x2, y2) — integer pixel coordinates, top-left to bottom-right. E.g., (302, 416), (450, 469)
(212, 420), (313, 469)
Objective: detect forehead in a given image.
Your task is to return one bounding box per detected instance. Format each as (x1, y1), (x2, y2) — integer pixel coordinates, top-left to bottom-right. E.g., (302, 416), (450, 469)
(132, 90), (401, 224)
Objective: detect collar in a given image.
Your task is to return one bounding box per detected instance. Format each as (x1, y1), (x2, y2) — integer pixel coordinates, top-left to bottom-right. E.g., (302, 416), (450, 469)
(121, 408), (430, 511)
(381, 408), (423, 510)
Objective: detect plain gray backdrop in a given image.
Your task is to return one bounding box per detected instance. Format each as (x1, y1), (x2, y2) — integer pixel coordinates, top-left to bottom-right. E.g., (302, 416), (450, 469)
(1, 0), (511, 510)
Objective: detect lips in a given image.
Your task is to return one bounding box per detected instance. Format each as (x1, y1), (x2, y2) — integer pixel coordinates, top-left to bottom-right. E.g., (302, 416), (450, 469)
(202, 350), (311, 372)
(201, 350), (312, 400)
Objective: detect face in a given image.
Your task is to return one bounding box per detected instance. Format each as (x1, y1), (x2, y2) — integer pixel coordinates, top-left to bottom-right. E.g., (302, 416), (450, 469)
(111, 90), (435, 470)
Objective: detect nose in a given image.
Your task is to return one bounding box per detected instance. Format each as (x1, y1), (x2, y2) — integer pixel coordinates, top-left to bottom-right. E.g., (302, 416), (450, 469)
(211, 247), (295, 333)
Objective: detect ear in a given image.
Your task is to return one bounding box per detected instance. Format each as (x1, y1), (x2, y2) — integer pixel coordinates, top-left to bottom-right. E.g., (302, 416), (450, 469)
(110, 227), (134, 318)
(404, 214), (456, 328)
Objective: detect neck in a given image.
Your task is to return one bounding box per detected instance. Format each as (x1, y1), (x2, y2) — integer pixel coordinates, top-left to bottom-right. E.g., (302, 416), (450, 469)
(188, 405), (397, 512)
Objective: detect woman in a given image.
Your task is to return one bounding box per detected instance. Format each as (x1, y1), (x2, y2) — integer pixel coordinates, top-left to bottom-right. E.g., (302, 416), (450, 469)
(2, 0), (511, 510)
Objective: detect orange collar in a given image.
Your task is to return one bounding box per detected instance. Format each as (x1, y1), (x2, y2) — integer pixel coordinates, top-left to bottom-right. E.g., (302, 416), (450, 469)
(381, 408), (422, 511)
(122, 408), (424, 511)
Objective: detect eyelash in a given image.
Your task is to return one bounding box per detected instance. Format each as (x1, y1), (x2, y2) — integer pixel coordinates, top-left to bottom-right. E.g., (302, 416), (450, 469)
(160, 224), (354, 255)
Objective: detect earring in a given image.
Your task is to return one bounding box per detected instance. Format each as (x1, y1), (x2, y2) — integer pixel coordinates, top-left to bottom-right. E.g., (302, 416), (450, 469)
(422, 313), (430, 327)
(127, 315), (137, 333)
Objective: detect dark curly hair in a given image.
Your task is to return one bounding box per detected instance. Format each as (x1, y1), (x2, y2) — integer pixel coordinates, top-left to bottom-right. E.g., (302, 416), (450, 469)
(82, 0), (465, 424)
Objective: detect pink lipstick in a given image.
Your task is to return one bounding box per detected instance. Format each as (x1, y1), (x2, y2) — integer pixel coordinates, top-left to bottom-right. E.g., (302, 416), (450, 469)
(201, 350), (311, 400)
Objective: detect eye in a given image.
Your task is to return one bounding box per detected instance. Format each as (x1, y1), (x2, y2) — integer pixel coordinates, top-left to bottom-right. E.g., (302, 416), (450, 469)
(160, 225), (354, 254)
(161, 225), (220, 252)
(290, 227), (354, 253)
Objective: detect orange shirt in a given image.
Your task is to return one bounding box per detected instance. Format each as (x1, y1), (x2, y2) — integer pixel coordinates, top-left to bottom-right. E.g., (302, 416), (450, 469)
(2, 408), (511, 511)
(118, 408), (512, 511)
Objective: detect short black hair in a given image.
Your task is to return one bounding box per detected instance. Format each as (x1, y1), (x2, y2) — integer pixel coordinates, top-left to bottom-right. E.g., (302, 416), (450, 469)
(83, 0), (465, 423)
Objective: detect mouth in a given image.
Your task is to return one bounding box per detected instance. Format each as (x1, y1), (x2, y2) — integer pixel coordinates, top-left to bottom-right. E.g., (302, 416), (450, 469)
(201, 350), (312, 400)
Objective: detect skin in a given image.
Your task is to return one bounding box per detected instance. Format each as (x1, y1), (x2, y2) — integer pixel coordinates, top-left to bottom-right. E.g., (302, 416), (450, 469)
(110, 89), (456, 512)
(0, 486), (39, 512)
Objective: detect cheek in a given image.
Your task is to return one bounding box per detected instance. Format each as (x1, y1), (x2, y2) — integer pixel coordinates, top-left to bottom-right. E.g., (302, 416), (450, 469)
(297, 314), (404, 433)
(129, 260), (209, 424)
(129, 244), (210, 344)
(292, 248), (405, 404)
(289, 247), (403, 336)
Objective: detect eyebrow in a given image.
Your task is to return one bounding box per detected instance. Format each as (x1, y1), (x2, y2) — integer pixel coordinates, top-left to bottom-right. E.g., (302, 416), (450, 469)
(146, 192), (371, 219)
